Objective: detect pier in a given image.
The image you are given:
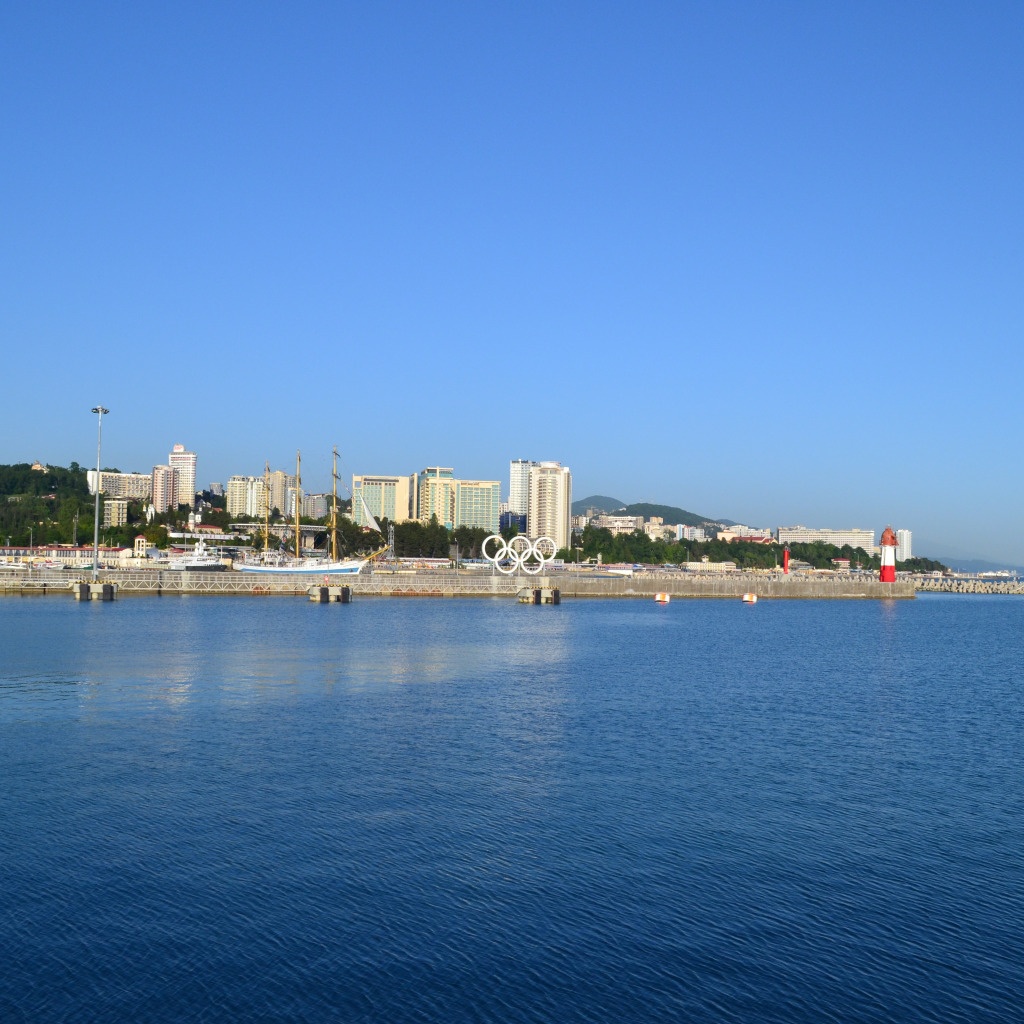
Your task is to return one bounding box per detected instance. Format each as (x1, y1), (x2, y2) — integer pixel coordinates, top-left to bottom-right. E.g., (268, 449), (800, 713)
(0, 567), (916, 599)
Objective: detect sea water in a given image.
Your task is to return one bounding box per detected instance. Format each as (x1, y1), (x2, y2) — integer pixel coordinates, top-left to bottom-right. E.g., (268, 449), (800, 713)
(1, 594), (1022, 1022)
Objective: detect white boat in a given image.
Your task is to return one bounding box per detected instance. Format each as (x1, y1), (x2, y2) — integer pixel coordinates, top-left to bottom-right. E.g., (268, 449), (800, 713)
(235, 556), (367, 575)
(168, 539), (225, 571)
(234, 448), (378, 576)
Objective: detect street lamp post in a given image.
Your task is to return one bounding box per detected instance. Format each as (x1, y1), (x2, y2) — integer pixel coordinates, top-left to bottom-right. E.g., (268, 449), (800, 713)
(91, 406), (109, 581)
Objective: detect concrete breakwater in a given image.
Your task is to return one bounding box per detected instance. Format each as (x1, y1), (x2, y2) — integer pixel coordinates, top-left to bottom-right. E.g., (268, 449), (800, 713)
(560, 575), (915, 599)
(0, 569), (914, 599)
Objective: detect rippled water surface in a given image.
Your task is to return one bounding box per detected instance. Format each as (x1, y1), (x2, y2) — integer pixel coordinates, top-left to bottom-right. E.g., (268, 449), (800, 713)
(2, 594), (1023, 1023)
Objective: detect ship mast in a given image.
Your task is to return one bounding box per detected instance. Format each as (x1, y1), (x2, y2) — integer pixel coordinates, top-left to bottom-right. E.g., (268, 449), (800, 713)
(331, 445), (339, 562)
(263, 460), (270, 557)
(295, 449), (301, 559)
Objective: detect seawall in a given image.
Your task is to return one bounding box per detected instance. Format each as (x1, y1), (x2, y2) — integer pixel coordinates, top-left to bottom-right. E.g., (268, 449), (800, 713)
(0, 569), (915, 599)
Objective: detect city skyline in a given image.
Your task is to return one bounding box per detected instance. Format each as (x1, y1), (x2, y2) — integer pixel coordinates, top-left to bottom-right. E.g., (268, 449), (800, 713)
(2, 5), (1022, 563)
(0, 437), (951, 563)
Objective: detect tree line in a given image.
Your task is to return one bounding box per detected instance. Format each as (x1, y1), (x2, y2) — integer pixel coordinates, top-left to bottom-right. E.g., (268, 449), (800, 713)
(558, 525), (948, 573)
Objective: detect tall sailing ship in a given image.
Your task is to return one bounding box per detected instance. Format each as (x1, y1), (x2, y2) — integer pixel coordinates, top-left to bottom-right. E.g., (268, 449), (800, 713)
(235, 448), (382, 575)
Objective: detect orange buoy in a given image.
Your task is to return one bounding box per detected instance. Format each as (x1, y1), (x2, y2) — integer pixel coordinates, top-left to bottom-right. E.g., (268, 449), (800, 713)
(655, 592), (670, 604)
(742, 593), (757, 604)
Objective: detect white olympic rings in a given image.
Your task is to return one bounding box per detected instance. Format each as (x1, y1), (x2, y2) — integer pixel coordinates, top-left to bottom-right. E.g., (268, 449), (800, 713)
(482, 534), (557, 575)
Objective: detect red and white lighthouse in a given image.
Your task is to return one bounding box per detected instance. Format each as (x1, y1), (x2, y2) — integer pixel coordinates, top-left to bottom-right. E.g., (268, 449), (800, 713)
(879, 526), (897, 583)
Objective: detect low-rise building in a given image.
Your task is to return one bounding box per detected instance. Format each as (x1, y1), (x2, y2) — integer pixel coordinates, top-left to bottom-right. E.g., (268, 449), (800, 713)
(103, 499), (128, 528)
(677, 525), (707, 543)
(88, 470), (153, 500)
(591, 514), (644, 536)
(777, 525), (876, 551)
(643, 521), (679, 542)
(500, 511), (527, 535)
(717, 525), (774, 542)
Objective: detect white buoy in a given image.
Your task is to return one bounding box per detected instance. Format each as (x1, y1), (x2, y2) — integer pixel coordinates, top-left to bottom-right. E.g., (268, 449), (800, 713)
(655, 592), (670, 604)
(742, 593), (757, 604)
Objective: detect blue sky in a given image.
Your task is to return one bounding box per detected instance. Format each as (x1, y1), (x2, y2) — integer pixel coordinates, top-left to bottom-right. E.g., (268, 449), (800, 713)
(1, 2), (1021, 562)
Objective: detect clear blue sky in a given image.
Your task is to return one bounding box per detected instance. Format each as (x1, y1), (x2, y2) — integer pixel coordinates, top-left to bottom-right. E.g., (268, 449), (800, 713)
(2, 2), (1021, 562)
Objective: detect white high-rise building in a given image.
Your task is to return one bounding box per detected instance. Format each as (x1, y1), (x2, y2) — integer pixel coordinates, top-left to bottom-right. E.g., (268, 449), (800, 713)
(527, 461), (572, 551)
(509, 459), (538, 516)
(896, 529), (912, 562)
(168, 444), (197, 508)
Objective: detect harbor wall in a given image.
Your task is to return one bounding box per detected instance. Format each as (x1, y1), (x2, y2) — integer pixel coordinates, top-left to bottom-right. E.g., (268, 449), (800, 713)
(557, 575), (916, 599)
(1, 569), (915, 599)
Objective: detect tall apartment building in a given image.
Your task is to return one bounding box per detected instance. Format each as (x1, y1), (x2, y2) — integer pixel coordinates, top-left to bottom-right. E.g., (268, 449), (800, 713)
(226, 476), (268, 519)
(352, 474), (415, 528)
(168, 444), (197, 508)
(777, 526), (876, 551)
(267, 470), (296, 515)
(527, 461), (572, 551)
(151, 465), (179, 514)
(508, 459), (538, 516)
(87, 470), (152, 500)
(896, 529), (912, 562)
(302, 493), (331, 519)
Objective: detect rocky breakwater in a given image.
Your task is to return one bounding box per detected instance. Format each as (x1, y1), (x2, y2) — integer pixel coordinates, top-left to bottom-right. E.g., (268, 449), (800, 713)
(915, 577), (1024, 595)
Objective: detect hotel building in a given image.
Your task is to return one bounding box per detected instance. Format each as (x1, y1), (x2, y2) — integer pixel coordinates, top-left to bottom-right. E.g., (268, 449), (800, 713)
(168, 444), (197, 508)
(776, 526), (876, 551)
(527, 462), (572, 551)
(508, 459), (538, 517)
(414, 467), (500, 532)
(352, 474), (416, 528)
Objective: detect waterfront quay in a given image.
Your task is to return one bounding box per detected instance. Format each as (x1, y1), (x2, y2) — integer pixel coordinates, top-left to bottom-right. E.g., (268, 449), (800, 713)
(0, 567), (916, 599)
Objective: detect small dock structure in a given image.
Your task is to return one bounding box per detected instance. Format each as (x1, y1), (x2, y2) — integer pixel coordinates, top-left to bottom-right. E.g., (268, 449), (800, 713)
(518, 586), (560, 604)
(308, 585), (352, 603)
(72, 581), (118, 601)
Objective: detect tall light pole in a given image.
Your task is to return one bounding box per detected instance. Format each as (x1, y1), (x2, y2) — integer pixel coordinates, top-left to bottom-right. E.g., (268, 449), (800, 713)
(91, 406), (109, 581)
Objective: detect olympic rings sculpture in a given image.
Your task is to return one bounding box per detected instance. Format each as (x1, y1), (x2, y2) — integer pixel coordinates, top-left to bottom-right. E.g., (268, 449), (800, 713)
(481, 534), (557, 575)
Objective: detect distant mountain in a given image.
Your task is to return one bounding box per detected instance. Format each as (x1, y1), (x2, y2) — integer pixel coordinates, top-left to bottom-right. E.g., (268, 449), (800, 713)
(622, 503), (716, 528)
(935, 557), (1024, 575)
(571, 495), (721, 527)
(572, 495), (626, 515)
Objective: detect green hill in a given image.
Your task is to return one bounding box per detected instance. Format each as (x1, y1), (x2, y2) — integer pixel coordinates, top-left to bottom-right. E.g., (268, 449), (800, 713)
(571, 495), (626, 516)
(572, 494), (723, 527)
(622, 502), (716, 527)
